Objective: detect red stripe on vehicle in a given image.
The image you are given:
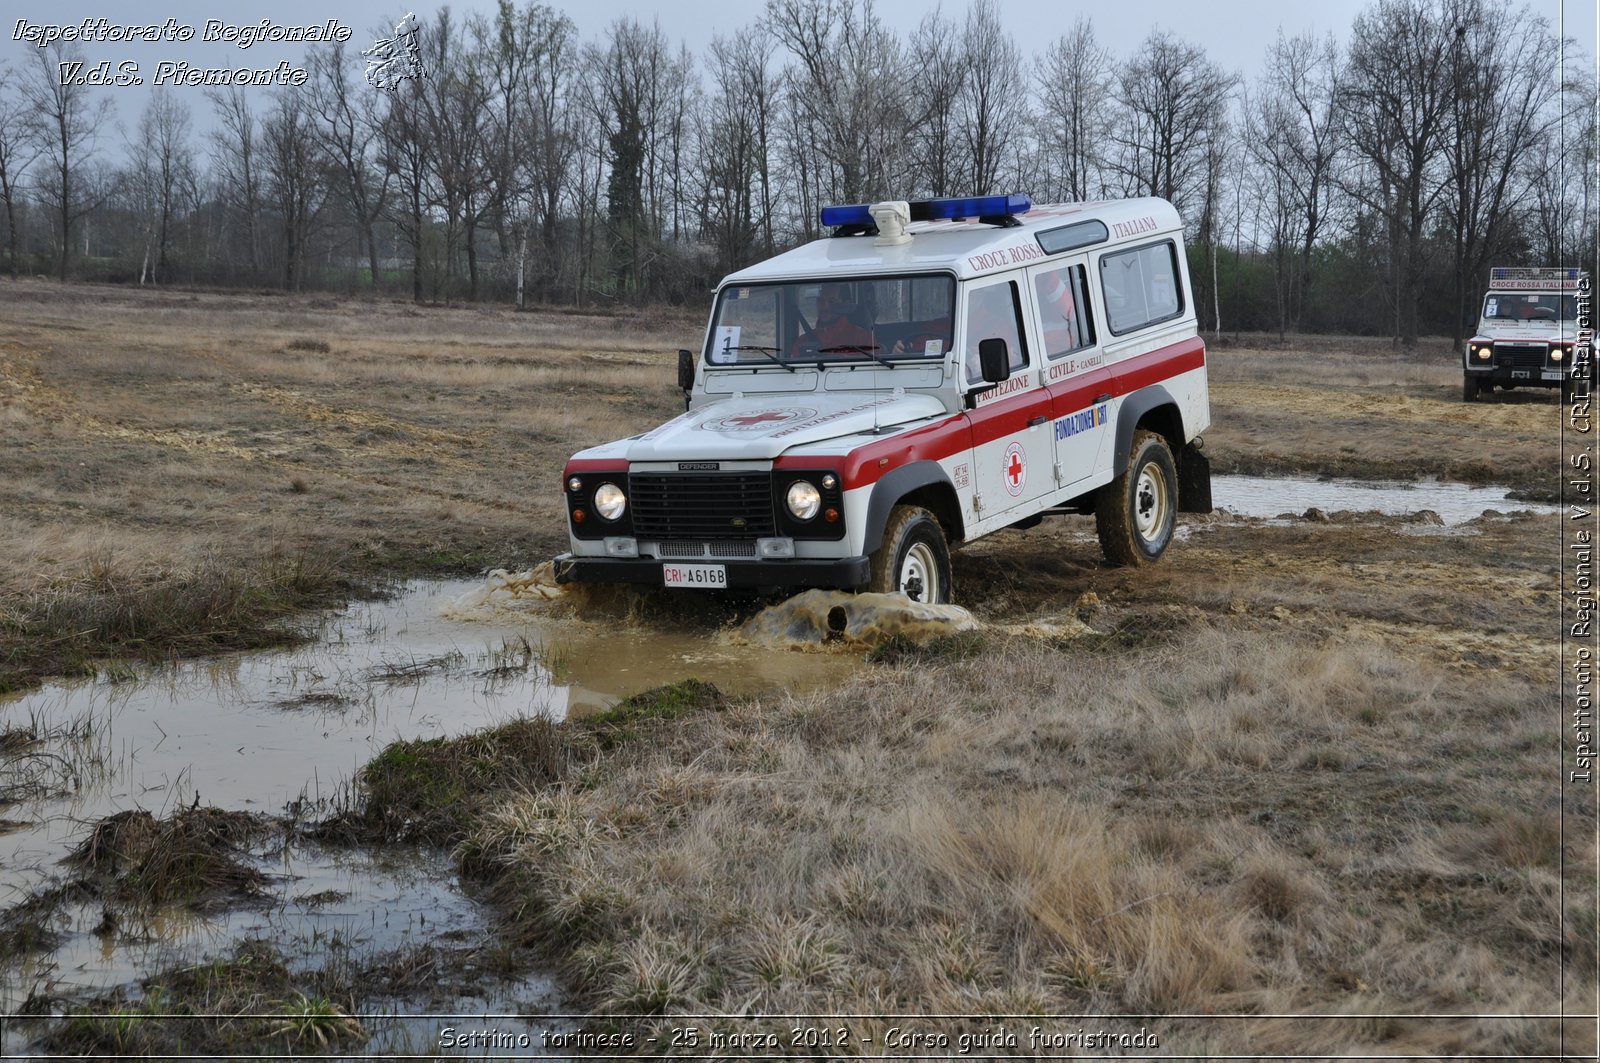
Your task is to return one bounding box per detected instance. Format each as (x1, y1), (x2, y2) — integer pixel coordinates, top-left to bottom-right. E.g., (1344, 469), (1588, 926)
(1113, 335), (1206, 393)
(564, 458), (628, 476)
(835, 336), (1206, 488)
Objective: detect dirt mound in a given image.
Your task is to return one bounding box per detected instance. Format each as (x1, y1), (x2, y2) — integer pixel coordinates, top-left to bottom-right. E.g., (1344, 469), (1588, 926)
(738, 589), (978, 648)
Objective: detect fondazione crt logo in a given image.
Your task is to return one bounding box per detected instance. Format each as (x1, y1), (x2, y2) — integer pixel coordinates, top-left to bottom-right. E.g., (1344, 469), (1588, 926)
(11, 17), (359, 87)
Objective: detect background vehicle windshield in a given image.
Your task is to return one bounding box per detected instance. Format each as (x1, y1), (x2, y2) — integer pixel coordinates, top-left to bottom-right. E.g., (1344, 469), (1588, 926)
(706, 275), (955, 365)
(1481, 293), (1578, 322)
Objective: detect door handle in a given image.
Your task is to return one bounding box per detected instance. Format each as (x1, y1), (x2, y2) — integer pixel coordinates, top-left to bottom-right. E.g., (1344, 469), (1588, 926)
(1028, 415), (1047, 427)
(1095, 393), (1111, 403)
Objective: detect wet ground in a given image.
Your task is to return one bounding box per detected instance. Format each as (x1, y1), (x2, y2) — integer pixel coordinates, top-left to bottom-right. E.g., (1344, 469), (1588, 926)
(1210, 473), (1560, 523)
(0, 576), (859, 1053)
(0, 475), (1563, 1054)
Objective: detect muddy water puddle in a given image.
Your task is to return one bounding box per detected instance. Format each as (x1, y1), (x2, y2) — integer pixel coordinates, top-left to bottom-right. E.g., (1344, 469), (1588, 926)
(0, 577), (861, 1052)
(1211, 473), (1558, 524)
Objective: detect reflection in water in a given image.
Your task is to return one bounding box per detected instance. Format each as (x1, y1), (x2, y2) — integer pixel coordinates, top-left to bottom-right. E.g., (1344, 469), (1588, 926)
(0, 576), (864, 1040)
(1211, 474), (1558, 525)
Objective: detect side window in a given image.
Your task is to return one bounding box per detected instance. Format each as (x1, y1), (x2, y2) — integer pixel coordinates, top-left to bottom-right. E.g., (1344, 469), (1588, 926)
(1033, 263), (1095, 359)
(1099, 240), (1184, 335)
(963, 280), (1028, 385)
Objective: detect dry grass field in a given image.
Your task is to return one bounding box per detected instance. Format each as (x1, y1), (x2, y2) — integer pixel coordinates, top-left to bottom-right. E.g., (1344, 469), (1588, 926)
(0, 277), (1591, 1056)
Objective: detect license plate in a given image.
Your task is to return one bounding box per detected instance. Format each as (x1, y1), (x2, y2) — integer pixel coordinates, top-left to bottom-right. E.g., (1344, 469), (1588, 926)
(1511, 370), (1531, 379)
(662, 563), (727, 589)
(1543, 370), (1564, 381)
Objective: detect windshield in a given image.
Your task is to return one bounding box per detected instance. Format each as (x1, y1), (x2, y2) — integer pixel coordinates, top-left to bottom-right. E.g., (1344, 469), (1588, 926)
(705, 275), (956, 366)
(1482, 292), (1578, 323)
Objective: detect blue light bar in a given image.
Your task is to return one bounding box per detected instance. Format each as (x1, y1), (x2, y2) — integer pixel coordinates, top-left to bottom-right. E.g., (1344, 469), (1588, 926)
(820, 203), (874, 227)
(820, 194), (1033, 231)
(923, 194), (1031, 220)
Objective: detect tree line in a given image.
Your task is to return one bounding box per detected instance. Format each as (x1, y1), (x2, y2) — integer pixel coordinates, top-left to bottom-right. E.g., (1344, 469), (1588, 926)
(0, 0), (1594, 347)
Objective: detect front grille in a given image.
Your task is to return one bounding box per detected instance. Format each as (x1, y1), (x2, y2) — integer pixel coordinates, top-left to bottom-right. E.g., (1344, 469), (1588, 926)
(1494, 343), (1548, 369)
(630, 473), (776, 540)
(656, 541), (759, 559)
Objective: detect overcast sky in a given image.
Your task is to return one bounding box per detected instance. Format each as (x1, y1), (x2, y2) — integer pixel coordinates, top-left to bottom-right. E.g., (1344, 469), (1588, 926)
(2, 0), (1595, 151)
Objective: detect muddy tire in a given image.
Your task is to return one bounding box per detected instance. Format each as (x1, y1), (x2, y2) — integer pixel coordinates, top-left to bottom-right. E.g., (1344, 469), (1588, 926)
(1096, 430), (1177, 566)
(1462, 374), (1481, 402)
(869, 505), (951, 604)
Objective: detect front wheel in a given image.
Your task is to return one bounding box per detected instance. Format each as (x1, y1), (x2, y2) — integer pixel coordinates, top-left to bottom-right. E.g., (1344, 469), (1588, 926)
(1096, 430), (1177, 566)
(868, 505), (952, 604)
(1462, 374), (1481, 402)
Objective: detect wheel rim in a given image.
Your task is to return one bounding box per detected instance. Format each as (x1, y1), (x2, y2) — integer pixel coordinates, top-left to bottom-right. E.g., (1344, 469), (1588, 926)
(898, 541), (939, 603)
(1133, 460), (1171, 544)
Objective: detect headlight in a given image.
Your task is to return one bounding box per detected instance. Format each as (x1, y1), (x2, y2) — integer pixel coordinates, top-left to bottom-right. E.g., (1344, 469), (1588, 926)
(594, 482), (627, 521)
(1552, 346), (1567, 361)
(1476, 347), (1491, 360)
(786, 480), (821, 520)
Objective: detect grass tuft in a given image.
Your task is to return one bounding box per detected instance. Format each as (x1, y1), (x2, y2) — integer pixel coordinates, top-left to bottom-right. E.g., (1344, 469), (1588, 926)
(330, 716), (565, 845)
(66, 806), (271, 907)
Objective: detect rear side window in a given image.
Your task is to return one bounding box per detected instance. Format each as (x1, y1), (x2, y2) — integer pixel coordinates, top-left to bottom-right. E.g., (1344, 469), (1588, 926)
(1032, 263), (1095, 358)
(1099, 241), (1183, 335)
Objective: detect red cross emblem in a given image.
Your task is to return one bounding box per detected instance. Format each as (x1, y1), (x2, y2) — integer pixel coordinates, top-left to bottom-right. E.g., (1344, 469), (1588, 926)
(728, 411), (791, 426)
(1004, 442), (1026, 496)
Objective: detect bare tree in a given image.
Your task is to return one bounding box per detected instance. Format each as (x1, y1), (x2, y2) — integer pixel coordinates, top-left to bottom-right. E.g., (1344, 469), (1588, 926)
(24, 42), (111, 281)
(506, 4), (580, 302)
(1340, 0), (1456, 345)
(955, 0), (1028, 194)
(261, 92), (326, 291)
(420, 10), (497, 302)
(906, 8), (965, 198)
(699, 31), (777, 274)
(1035, 18), (1112, 202)
(1529, 69), (1599, 265)
(1440, 0), (1561, 350)
(207, 88), (265, 281)
(1109, 30), (1235, 217)
(307, 43), (390, 288)
(378, 82), (432, 303)
(1248, 31), (1344, 332)
(127, 95), (195, 285)
(0, 67), (41, 278)
(590, 17), (690, 299)
(766, 0), (915, 209)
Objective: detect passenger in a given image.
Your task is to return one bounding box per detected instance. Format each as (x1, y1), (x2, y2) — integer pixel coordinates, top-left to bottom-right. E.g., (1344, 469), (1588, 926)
(1035, 269), (1078, 355)
(804, 284), (874, 354)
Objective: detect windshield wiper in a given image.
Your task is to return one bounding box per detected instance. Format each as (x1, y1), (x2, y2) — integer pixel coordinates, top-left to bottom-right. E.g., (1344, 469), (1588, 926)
(817, 343), (896, 369)
(724, 344), (794, 372)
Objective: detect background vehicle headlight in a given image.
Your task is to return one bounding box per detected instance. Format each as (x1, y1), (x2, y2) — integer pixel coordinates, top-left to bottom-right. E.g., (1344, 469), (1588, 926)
(594, 482), (627, 521)
(786, 480), (821, 520)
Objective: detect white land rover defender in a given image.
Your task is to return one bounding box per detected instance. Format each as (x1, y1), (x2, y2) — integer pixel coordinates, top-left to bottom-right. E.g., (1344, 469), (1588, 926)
(555, 194), (1212, 604)
(1463, 266), (1588, 402)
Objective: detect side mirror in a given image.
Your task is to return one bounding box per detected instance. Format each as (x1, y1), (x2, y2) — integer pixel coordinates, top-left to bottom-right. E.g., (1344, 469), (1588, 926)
(978, 338), (1011, 384)
(677, 349), (695, 392)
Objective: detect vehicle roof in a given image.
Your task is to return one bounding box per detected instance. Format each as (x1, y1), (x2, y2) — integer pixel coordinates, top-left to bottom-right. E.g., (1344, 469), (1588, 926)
(722, 197), (1186, 286)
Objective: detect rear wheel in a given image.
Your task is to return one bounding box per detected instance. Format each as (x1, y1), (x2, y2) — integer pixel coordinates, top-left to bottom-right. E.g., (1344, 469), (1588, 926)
(869, 505), (952, 604)
(1096, 430), (1177, 566)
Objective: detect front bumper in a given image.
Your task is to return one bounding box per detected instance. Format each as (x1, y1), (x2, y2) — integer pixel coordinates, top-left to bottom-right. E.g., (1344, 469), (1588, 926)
(1464, 363), (1570, 386)
(554, 553), (871, 590)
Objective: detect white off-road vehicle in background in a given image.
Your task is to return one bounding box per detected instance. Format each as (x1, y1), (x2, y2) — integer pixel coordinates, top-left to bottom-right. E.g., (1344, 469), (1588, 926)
(1463, 266), (1589, 402)
(555, 194), (1212, 604)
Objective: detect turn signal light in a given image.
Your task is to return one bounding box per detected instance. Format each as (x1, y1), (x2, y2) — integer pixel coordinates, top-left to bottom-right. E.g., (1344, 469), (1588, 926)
(573, 509), (586, 523)
(824, 507), (840, 523)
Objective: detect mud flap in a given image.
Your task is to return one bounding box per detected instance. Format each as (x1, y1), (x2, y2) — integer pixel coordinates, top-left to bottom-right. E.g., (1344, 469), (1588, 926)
(1178, 442), (1212, 513)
